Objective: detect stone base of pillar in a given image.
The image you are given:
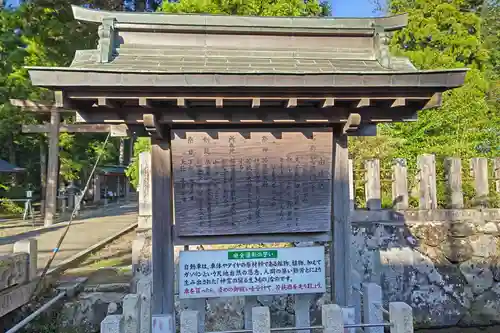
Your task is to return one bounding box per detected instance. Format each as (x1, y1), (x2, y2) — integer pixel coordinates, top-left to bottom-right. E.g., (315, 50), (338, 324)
(137, 215), (152, 230)
(131, 229), (152, 293)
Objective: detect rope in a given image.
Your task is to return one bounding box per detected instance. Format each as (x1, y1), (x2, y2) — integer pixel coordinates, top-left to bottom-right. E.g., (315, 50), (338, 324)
(30, 132), (112, 299)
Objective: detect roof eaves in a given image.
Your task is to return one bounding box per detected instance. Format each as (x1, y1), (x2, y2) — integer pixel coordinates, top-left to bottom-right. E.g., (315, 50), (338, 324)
(26, 66), (469, 89)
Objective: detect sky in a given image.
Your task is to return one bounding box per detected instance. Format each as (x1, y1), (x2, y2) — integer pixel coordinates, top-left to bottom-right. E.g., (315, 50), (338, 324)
(331, 0), (379, 17)
(5, 0), (380, 17)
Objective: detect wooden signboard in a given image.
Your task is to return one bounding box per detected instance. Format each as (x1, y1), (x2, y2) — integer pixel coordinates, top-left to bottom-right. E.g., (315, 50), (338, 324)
(171, 129), (333, 236)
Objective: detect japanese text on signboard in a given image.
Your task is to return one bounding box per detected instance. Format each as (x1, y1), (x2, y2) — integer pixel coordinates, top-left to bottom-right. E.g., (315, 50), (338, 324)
(179, 247), (326, 299)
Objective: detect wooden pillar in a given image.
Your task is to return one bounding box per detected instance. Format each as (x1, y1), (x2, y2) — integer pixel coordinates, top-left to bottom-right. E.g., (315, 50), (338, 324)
(39, 139), (47, 218)
(151, 136), (175, 325)
(44, 111), (60, 226)
(331, 132), (351, 306)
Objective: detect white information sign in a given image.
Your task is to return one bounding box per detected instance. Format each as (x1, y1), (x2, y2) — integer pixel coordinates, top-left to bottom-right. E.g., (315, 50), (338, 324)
(179, 246), (326, 299)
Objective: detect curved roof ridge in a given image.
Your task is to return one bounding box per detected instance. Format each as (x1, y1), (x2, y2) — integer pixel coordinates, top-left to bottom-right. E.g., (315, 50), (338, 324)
(71, 5), (408, 31)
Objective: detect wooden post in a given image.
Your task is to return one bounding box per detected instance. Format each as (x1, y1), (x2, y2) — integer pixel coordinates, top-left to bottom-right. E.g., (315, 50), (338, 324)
(495, 158), (500, 193)
(252, 307), (270, 333)
(444, 158), (463, 208)
(13, 239), (38, 282)
(389, 302), (413, 333)
(391, 158), (408, 209)
(181, 311), (199, 333)
(331, 133), (351, 306)
(124, 294), (141, 333)
(151, 137), (175, 321)
(470, 157), (489, 206)
(322, 304), (344, 333)
(40, 140), (47, 218)
(44, 110), (60, 226)
(363, 283), (383, 333)
(417, 154), (437, 209)
(101, 315), (124, 333)
(365, 159), (381, 210)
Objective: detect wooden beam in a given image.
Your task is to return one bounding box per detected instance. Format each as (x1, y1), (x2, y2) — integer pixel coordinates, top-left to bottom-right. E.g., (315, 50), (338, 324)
(98, 97), (115, 108)
(9, 99), (72, 113)
(109, 124), (130, 137)
(139, 97), (152, 108)
(286, 98), (298, 108)
(23, 124), (109, 134)
(143, 114), (163, 139)
(342, 113), (362, 134)
(215, 98), (223, 108)
(322, 98), (335, 108)
(422, 93), (442, 109)
(251, 98), (261, 108)
(177, 98), (186, 108)
(54, 91), (70, 108)
(355, 98), (371, 108)
(73, 106), (418, 124)
(391, 98), (406, 108)
(66, 91), (435, 100)
(22, 123), (129, 137)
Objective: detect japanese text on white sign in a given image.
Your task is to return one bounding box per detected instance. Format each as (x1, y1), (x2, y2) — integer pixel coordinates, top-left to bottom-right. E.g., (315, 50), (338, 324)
(179, 246), (326, 299)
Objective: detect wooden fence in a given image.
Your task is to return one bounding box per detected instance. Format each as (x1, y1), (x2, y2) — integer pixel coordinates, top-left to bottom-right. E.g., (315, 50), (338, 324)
(0, 239), (38, 318)
(350, 155), (500, 210)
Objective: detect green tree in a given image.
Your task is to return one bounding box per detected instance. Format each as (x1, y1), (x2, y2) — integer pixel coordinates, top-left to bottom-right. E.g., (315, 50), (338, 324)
(0, 1), (120, 201)
(384, 0), (498, 160)
(349, 0), (499, 208)
(160, 0), (331, 16)
(125, 137), (151, 189)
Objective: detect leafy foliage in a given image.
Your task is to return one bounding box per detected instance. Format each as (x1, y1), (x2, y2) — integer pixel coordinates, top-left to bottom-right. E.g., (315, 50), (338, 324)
(125, 137), (151, 189)
(0, 1), (119, 200)
(160, 0), (331, 16)
(350, 0), (500, 208)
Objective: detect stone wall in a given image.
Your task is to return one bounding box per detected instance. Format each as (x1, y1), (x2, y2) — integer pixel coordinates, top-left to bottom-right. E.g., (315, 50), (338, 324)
(352, 209), (500, 328)
(131, 210), (500, 330)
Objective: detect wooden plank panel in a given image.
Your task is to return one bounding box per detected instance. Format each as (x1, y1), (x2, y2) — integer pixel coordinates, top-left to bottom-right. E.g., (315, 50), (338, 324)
(171, 129), (333, 236)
